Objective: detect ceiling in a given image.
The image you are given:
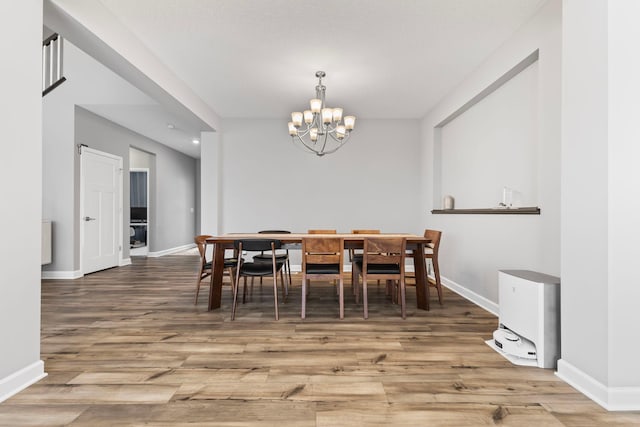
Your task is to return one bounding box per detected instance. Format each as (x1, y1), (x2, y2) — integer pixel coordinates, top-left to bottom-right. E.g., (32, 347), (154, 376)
(61, 0), (548, 156)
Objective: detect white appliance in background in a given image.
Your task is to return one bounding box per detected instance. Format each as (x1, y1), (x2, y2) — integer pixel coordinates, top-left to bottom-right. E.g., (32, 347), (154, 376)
(492, 328), (537, 360)
(486, 270), (561, 369)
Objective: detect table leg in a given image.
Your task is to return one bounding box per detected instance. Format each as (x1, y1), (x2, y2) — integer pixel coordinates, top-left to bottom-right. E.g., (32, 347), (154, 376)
(413, 244), (430, 311)
(208, 243), (225, 311)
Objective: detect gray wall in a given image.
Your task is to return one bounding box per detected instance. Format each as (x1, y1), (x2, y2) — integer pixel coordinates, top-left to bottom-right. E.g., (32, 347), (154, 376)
(0, 0), (45, 397)
(220, 118), (422, 234)
(75, 108), (197, 256)
(200, 118), (421, 267)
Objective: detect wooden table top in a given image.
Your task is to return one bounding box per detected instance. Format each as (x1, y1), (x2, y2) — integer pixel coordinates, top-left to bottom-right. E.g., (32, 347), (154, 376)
(206, 233), (429, 244)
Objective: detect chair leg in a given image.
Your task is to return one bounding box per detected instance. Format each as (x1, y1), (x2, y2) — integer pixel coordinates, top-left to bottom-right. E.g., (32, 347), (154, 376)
(272, 272), (279, 321)
(301, 275), (307, 319)
(242, 277), (248, 303)
(432, 257), (443, 305)
(363, 273), (369, 320)
(385, 280), (393, 300)
(280, 269), (287, 303)
(285, 254), (292, 296)
(400, 277), (406, 319)
(194, 275), (202, 305)
(231, 273), (241, 320)
(354, 269), (360, 304)
(351, 267), (356, 296)
(225, 268), (233, 298)
(338, 276), (344, 320)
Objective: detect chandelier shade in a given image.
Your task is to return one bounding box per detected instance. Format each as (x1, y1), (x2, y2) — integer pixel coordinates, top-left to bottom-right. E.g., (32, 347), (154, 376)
(288, 71), (355, 156)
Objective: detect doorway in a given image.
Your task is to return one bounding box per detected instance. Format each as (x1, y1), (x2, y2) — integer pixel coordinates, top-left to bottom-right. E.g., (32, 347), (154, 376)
(80, 147), (123, 274)
(130, 168), (149, 256)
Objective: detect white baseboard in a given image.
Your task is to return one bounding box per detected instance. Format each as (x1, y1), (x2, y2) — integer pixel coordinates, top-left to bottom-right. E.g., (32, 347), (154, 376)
(41, 269), (83, 280)
(556, 359), (640, 411)
(147, 243), (196, 258)
(440, 275), (499, 316)
(120, 258), (132, 266)
(0, 361), (47, 403)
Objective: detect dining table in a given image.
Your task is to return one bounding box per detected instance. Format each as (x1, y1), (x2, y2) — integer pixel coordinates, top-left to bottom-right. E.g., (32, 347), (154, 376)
(205, 233), (432, 312)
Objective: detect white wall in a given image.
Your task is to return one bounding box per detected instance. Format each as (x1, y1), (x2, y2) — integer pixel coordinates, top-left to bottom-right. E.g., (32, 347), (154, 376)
(42, 41), (158, 275)
(607, 0), (640, 393)
(200, 131), (221, 235)
(559, 0), (609, 391)
(440, 61), (539, 209)
(0, 0), (46, 401)
(420, 0), (561, 307)
(43, 41), (199, 275)
(130, 147), (153, 169)
(558, 0), (640, 411)
(204, 118), (421, 266)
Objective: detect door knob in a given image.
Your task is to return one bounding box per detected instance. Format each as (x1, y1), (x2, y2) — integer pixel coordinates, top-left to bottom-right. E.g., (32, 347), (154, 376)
(83, 216), (96, 221)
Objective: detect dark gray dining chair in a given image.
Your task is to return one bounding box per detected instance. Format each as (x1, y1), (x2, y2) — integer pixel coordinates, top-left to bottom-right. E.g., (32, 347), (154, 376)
(232, 239), (286, 320)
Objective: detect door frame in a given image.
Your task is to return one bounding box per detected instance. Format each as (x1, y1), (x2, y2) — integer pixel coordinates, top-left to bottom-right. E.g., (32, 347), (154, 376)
(130, 167), (150, 255)
(79, 146), (124, 275)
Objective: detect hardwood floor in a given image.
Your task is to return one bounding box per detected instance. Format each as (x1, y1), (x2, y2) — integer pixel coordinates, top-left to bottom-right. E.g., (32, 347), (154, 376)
(1, 255), (639, 426)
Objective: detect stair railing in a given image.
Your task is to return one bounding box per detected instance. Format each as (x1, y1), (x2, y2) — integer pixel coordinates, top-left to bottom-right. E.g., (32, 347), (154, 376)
(42, 33), (66, 96)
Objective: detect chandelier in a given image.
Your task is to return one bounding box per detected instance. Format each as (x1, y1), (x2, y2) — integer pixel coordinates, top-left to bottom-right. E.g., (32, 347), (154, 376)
(288, 71), (356, 156)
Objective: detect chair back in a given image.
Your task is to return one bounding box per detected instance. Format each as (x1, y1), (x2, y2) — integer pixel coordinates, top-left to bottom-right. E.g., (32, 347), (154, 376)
(302, 237), (344, 268)
(363, 237), (406, 269)
(351, 229), (380, 234)
(194, 235), (212, 262)
(350, 229), (380, 260)
(234, 239), (282, 253)
(424, 229), (442, 253)
(308, 229), (337, 234)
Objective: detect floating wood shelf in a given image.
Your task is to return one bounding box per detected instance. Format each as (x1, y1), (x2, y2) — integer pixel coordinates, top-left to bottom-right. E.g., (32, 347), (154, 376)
(431, 207), (541, 215)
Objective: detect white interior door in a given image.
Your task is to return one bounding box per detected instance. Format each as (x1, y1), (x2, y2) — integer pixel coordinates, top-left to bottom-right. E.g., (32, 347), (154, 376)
(81, 147), (122, 274)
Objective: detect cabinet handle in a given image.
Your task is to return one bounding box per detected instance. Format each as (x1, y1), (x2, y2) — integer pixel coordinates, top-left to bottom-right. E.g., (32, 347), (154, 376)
(83, 216), (96, 221)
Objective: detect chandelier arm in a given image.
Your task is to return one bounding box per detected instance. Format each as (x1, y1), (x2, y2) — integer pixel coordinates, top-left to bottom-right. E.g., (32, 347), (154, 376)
(296, 125), (312, 137)
(324, 123), (338, 133)
(319, 130), (330, 154)
(327, 131), (347, 143)
(293, 134), (323, 155)
(319, 135), (351, 155)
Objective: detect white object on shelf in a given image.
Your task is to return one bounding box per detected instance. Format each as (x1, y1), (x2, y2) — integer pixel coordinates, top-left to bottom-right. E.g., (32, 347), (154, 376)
(443, 195), (454, 209)
(486, 270), (561, 369)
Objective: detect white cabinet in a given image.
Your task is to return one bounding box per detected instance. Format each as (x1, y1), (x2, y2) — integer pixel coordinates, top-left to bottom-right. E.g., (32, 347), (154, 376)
(494, 270), (561, 369)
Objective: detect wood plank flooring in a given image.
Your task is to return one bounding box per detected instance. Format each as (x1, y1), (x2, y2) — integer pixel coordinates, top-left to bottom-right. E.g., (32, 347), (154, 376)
(1, 255), (639, 426)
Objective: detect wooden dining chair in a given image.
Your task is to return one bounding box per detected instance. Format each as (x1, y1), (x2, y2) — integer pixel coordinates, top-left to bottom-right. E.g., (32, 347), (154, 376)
(349, 229), (381, 290)
(232, 239), (286, 320)
(353, 237), (407, 319)
(405, 229), (444, 305)
(424, 229), (443, 305)
(349, 229), (380, 262)
(301, 237), (345, 319)
(307, 230), (338, 287)
(193, 235), (238, 305)
(252, 230), (293, 296)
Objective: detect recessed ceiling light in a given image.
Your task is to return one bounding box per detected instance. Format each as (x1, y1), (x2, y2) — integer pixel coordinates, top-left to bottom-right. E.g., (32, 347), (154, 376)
(192, 138), (200, 144)
(167, 123), (175, 129)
